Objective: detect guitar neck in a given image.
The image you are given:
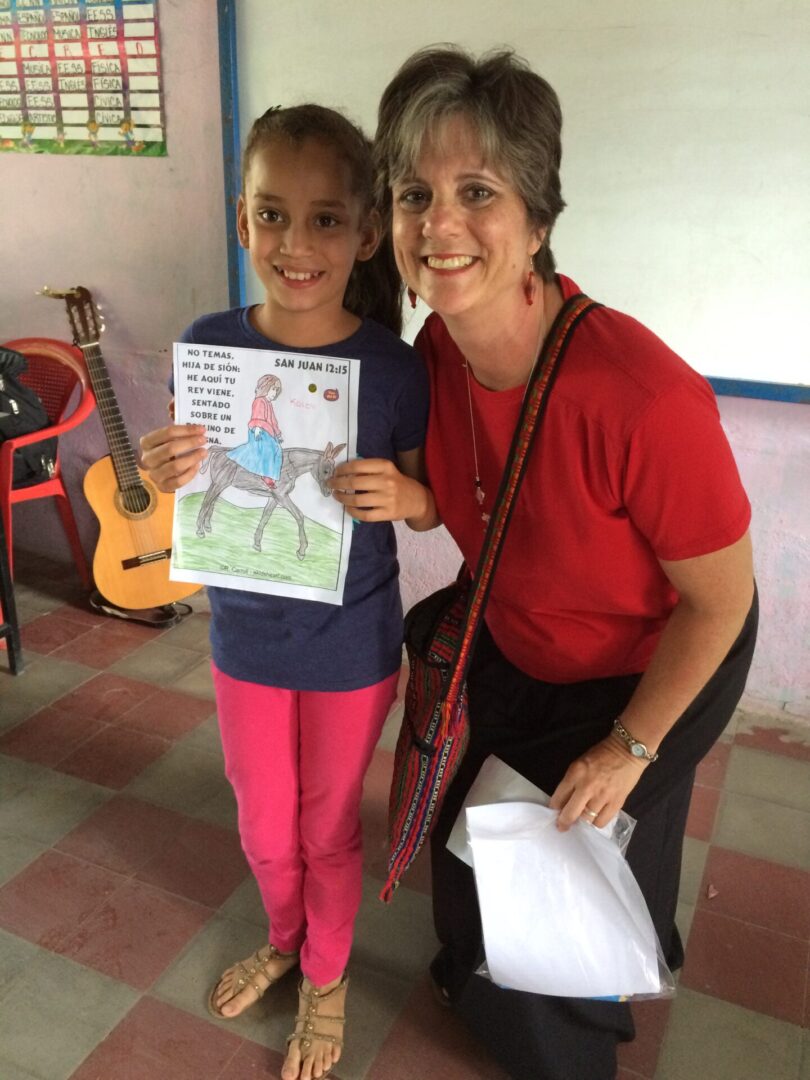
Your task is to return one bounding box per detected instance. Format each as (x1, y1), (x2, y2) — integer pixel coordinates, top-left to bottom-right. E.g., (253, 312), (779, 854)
(81, 341), (142, 493)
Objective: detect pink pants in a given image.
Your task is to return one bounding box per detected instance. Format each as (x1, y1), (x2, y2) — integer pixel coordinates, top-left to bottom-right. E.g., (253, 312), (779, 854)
(212, 663), (398, 986)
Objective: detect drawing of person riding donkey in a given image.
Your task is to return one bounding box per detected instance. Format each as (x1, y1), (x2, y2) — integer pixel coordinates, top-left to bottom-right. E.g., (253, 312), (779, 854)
(196, 373), (346, 559)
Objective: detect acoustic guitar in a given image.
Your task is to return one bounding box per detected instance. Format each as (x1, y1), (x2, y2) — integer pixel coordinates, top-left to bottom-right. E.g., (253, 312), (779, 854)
(42, 285), (200, 610)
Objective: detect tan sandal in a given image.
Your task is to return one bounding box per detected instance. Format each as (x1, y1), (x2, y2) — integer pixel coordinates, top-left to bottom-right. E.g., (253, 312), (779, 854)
(207, 943), (298, 1019)
(286, 974), (348, 1078)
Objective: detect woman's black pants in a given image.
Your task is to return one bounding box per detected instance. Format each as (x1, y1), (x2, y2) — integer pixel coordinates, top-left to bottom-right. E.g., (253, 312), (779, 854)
(429, 592), (758, 1080)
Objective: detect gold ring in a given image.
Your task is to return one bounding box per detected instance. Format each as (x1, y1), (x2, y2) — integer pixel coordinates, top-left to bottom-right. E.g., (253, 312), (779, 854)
(582, 808), (598, 819)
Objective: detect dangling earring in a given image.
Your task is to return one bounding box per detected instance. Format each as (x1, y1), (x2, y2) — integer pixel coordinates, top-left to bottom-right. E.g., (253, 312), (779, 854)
(524, 254), (537, 307)
(407, 287), (418, 310)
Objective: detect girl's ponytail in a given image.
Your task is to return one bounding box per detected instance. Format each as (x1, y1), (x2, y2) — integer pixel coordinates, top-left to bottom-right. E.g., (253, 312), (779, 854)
(343, 234), (403, 337)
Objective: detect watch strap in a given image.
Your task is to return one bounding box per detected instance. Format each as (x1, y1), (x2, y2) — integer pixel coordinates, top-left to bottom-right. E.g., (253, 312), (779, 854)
(612, 718), (659, 762)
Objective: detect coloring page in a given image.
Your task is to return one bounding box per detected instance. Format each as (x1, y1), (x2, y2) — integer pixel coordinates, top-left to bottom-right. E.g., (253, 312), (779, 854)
(170, 342), (358, 604)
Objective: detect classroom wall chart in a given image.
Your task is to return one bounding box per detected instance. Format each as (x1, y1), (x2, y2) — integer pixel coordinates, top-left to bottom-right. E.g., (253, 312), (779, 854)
(0, 0), (165, 155)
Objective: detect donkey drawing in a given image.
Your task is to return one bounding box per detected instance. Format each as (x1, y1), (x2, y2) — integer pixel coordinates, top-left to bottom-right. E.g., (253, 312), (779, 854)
(195, 441), (347, 558)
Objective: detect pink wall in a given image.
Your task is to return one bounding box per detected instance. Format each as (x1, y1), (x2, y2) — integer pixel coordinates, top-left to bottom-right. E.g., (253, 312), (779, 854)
(2, 8), (806, 715)
(1, 2), (229, 563)
(717, 396), (809, 713)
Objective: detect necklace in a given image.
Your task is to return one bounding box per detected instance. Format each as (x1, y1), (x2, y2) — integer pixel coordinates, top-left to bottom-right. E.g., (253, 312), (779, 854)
(463, 360), (489, 524)
(463, 301), (548, 529)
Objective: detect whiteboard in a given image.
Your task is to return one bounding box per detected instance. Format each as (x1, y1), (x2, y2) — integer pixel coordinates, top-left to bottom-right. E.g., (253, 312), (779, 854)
(221, 0), (810, 400)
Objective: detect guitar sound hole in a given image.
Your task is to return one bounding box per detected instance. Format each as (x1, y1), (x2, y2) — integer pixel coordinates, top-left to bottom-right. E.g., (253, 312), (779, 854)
(118, 483), (154, 518)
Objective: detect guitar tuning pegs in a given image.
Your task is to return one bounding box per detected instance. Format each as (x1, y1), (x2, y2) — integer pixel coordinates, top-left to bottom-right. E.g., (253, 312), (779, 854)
(37, 285), (75, 300)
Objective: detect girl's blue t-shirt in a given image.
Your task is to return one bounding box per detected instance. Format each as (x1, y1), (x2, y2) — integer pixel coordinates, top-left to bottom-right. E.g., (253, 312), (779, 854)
(177, 308), (429, 691)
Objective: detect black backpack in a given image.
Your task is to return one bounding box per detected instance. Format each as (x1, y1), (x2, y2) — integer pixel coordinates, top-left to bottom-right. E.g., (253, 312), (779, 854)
(0, 348), (58, 488)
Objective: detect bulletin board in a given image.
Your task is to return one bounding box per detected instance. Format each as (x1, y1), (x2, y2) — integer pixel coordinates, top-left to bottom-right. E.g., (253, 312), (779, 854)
(0, 0), (165, 155)
(215, 0), (809, 403)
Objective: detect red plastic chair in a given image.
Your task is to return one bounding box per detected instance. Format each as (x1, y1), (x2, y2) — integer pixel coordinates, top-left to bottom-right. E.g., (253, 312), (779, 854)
(0, 337), (97, 585)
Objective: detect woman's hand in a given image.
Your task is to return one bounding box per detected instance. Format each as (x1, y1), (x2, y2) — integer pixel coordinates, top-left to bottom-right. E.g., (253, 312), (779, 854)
(329, 454), (438, 529)
(548, 736), (649, 831)
(139, 422), (207, 493)
(548, 533), (754, 833)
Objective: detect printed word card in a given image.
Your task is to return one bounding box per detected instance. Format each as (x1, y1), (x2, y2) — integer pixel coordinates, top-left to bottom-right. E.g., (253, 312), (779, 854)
(0, 0), (165, 155)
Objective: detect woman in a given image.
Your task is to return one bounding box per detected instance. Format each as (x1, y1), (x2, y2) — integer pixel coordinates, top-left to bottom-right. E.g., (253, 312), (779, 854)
(226, 373), (283, 489)
(331, 46), (756, 1080)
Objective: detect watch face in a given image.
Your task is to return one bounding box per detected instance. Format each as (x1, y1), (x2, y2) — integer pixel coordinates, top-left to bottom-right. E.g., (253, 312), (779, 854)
(631, 743), (646, 758)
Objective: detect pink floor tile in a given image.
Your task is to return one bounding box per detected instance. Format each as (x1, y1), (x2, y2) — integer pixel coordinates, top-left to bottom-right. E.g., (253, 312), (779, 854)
(51, 620), (158, 668)
(115, 687), (214, 739)
(56, 725), (171, 789)
(217, 1038), (288, 1079)
(0, 850), (121, 950)
(0, 706), (106, 767)
(735, 723), (810, 763)
(680, 907), (808, 1025)
(70, 996), (243, 1080)
(361, 747), (432, 896)
(135, 817), (249, 906)
(21, 612), (93, 655)
(695, 740), (732, 788)
(51, 672), (159, 723)
(51, 601), (108, 628)
(56, 878), (213, 990)
(685, 784), (720, 841)
(697, 846), (810, 940)
(616, 998), (671, 1078)
(366, 973), (509, 1080)
(55, 796), (191, 876)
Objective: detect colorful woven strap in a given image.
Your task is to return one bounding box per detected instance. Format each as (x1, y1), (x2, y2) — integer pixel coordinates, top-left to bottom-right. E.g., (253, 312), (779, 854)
(438, 293), (599, 736)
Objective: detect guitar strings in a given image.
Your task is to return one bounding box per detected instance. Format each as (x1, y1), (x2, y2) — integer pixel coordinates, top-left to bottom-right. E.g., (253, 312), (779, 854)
(84, 344), (162, 556)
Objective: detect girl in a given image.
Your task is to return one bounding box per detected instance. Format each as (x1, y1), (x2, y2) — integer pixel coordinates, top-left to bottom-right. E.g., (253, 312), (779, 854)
(227, 373), (283, 489)
(140, 104), (433, 1080)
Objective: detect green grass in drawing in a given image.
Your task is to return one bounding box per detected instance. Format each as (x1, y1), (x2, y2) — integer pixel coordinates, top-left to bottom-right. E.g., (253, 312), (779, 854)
(174, 492), (341, 589)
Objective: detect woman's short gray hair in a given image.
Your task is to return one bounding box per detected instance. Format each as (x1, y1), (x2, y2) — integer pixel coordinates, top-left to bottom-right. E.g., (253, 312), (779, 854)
(375, 45), (566, 281)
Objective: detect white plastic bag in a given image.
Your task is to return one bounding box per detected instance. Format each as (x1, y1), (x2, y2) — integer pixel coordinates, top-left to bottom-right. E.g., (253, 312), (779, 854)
(449, 756), (675, 1001)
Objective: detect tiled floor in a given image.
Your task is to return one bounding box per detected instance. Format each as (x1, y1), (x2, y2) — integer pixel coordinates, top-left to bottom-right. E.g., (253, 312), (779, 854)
(1, 552), (809, 1079)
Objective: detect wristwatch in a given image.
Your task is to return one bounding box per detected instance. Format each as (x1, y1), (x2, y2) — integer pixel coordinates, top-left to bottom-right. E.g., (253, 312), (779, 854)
(612, 719), (659, 762)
